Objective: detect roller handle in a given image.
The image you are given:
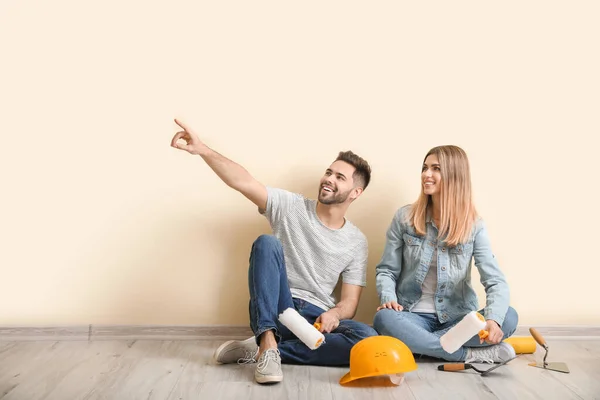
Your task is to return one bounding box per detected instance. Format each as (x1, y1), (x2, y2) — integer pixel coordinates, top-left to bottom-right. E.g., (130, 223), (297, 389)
(475, 312), (489, 340)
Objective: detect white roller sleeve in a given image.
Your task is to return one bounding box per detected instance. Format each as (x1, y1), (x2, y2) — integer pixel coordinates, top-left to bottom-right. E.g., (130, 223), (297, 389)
(278, 308), (325, 350)
(440, 311), (486, 354)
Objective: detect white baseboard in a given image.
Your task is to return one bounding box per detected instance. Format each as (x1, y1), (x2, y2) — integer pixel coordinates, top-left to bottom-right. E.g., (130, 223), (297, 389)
(1, 325), (599, 341)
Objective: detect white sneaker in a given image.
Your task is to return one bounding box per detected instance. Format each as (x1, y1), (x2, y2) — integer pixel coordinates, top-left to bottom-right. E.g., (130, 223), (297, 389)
(255, 348), (283, 384)
(213, 337), (258, 364)
(465, 342), (516, 364)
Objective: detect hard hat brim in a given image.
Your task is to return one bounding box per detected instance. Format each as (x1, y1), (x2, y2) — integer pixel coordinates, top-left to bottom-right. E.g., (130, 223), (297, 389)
(340, 367), (416, 385)
(339, 371), (355, 385)
(340, 370), (393, 385)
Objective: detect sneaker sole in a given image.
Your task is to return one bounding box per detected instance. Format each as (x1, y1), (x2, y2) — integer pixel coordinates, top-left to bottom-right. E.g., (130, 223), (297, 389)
(255, 375), (283, 384)
(213, 337), (257, 364)
(213, 340), (236, 364)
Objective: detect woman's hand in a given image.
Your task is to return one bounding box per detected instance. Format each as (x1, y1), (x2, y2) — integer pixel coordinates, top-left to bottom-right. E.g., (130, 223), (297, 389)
(482, 320), (504, 344)
(377, 301), (403, 312)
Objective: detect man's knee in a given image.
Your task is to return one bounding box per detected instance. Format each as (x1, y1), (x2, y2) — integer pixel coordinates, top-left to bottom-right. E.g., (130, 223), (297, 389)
(252, 234), (283, 253)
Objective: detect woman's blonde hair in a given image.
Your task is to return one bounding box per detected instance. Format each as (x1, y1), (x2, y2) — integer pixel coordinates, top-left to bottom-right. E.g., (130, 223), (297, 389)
(408, 145), (477, 246)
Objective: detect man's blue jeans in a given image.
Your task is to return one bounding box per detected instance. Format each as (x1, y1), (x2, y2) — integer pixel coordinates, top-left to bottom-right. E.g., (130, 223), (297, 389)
(248, 235), (377, 366)
(373, 306), (519, 362)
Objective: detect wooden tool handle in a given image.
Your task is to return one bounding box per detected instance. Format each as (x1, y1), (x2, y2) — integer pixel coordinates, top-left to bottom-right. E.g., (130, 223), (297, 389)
(478, 330), (489, 340)
(313, 322), (321, 331)
(437, 363), (471, 372)
(529, 327), (547, 348)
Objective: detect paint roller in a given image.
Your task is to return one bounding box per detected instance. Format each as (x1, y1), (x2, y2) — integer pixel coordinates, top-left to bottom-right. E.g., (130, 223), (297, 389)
(440, 311), (538, 354)
(278, 308), (325, 350)
(440, 311), (489, 354)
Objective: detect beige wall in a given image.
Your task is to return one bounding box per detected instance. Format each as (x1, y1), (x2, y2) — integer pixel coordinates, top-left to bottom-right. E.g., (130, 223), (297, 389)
(1, 1), (598, 326)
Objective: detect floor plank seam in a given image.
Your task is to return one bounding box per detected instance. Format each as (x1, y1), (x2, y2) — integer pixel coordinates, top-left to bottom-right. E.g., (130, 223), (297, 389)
(166, 358), (190, 400)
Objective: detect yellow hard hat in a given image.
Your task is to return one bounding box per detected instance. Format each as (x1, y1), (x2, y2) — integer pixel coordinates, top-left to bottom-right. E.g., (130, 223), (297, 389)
(339, 335), (417, 385)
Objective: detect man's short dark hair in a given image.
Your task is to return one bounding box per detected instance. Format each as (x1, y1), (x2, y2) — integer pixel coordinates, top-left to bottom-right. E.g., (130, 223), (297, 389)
(336, 150), (371, 190)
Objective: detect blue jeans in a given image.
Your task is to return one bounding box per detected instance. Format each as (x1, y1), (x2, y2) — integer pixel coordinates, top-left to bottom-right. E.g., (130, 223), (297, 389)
(248, 235), (378, 366)
(373, 307), (519, 362)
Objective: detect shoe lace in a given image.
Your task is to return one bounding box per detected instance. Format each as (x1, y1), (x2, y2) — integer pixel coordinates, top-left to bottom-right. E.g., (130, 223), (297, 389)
(237, 348), (259, 365)
(256, 349), (280, 372)
(465, 346), (498, 364)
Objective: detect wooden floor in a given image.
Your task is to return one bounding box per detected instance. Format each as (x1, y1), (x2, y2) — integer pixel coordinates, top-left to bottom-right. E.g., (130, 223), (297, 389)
(1, 339), (599, 399)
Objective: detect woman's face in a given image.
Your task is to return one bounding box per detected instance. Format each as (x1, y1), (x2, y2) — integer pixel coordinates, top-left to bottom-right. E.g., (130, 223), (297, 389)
(422, 154), (442, 196)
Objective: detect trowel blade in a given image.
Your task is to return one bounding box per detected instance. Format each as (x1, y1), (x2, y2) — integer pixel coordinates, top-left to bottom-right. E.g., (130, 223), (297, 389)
(528, 361), (570, 373)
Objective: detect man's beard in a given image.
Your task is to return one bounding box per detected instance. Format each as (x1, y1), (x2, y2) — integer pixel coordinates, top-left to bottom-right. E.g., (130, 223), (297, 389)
(318, 186), (351, 205)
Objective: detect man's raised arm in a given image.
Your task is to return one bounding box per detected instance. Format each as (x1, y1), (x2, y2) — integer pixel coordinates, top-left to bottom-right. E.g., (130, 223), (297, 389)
(170, 119), (268, 210)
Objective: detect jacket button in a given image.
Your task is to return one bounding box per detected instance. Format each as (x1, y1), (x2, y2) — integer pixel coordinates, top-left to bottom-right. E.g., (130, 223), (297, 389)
(438, 298), (443, 303)
(441, 266), (446, 271)
(442, 247), (446, 252)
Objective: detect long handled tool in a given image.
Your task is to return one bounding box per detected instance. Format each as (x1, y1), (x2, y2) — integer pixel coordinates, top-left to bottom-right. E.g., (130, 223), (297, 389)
(438, 356), (516, 376)
(528, 327), (570, 373)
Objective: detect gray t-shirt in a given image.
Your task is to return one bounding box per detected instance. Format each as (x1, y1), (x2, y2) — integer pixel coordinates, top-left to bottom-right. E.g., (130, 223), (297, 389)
(260, 187), (368, 311)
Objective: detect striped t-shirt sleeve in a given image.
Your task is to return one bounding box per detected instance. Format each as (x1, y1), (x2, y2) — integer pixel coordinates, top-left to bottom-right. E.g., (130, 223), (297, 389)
(262, 187), (297, 226)
(342, 237), (368, 286)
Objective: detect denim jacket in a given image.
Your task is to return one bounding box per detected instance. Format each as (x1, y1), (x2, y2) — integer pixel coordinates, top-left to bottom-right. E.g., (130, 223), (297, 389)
(375, 205), (510, 325)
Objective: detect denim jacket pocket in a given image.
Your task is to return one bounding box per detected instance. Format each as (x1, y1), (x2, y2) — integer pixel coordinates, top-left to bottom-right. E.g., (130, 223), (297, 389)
(402, 233), (423, 263)
(402, 233), (423, 247)
(449, 242), (473, 269)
